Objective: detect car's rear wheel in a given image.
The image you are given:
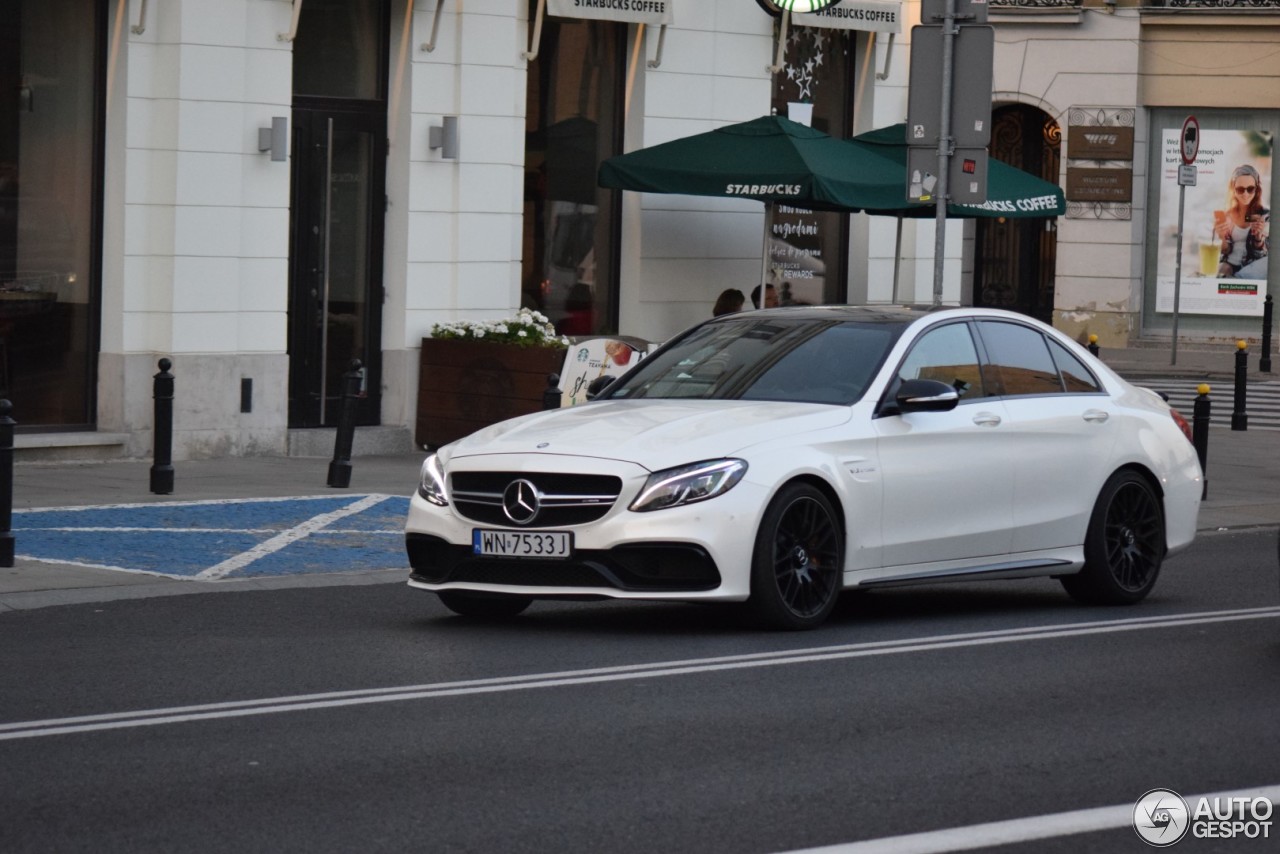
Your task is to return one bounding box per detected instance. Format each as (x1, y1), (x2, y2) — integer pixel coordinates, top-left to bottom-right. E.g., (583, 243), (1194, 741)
(1061, 470), (1165, 605)
(748, 483), (843, 630)
(437, 590), (533, 618)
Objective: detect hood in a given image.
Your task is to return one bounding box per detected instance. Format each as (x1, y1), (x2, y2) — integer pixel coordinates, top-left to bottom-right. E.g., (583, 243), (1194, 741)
(443, 399), (852, 471)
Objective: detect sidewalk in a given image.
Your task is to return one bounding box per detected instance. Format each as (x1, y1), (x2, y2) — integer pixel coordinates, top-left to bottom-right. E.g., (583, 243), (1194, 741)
(3, 346), (1280, 611)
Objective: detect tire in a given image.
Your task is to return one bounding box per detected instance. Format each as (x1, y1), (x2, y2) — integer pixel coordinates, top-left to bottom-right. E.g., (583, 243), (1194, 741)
(748, 483), (843, 630)
(437, 590), (533, 618)
(1061, 470), (1166, 605)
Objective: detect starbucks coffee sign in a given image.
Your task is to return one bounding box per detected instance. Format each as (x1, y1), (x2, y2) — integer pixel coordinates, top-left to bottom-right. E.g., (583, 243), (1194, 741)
(548, 0), (673, 25)
(793, 0), (901, 33)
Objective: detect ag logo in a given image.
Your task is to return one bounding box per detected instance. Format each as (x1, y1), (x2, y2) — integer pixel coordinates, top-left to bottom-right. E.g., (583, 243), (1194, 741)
(1134, 789), (1190, 847)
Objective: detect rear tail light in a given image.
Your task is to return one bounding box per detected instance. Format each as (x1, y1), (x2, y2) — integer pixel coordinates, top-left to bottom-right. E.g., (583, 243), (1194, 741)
(1170, 407), (1194, 444)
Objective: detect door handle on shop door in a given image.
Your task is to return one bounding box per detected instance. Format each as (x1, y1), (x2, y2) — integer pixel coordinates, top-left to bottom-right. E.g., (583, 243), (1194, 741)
(972, 412), (1002, 427)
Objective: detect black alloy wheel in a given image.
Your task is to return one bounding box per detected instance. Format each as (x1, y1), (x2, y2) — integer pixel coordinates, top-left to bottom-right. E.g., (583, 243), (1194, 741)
(749, 483), (843, 630)
(437, 590), (533, 618)
(1062, 470), (1166, 605)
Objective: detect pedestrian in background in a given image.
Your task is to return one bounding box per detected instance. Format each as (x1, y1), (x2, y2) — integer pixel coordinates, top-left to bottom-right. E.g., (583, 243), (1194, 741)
(712, 288), (745, 316)
(750, 284), (779, 309)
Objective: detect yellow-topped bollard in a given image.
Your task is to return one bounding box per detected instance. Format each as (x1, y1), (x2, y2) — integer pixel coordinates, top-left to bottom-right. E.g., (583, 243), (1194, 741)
(1197, 383), (1211, 396)
(1087, 333), (1099, 356)
(1193, 383), (1211, 499)
(1232, 340), (1248, 431)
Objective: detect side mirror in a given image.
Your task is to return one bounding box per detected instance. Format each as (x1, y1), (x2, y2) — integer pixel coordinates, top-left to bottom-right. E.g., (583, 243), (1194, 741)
(895, 378), (960, 413)
(586, 375), (616, 401)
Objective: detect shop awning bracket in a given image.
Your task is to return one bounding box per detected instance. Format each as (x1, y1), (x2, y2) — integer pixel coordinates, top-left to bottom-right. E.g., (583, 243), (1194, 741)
(646, 24), (667, 69)
(278, 0), (304, 43)
(874, 32), (896, 81)
(766, 11), (790, 75)
(420, 0), (447, 52)
(523, 0), (546, 61)
(131, 0), (149, 35)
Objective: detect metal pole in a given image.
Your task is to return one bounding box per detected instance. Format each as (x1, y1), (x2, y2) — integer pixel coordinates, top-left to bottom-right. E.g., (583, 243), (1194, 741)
(1261, 294), (1273, 373)
(150, 358), (175, 495)
(1192, 383), (1210, 500)
(1231, 340), (1248, 431)
(1172, 182), (1186, 366)
(327, 359), (362, 489)
(0, 399), (13, 567)
(758, 202), (774, 306)
(931, 0), (958, 307)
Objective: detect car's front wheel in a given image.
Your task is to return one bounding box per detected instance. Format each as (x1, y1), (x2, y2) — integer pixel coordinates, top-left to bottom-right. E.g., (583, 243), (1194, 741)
(437, 590), (533, 618)
(1061, 470), (1166, 605)
(748, 483), (843, 630)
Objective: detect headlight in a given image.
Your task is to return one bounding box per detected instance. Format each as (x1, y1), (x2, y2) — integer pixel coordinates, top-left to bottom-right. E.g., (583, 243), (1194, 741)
(418, 454), (448, 506)
(630, 459), (747, 512)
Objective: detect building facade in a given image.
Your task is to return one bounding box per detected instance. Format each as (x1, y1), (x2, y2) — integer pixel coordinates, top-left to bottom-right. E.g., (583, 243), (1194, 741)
(1, 0), (1277, 458)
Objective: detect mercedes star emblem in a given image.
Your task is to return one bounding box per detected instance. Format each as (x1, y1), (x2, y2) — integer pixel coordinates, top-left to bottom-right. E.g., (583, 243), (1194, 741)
(502, 479), (541, 525)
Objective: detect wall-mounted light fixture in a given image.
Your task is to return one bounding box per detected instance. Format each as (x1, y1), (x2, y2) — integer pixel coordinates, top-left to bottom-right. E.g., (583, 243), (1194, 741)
(429, 116), (459, 160)
(258, 117), (288, 162)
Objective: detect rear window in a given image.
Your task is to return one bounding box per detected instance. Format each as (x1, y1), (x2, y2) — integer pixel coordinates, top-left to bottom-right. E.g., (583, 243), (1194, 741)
(602, 318), (900, 404)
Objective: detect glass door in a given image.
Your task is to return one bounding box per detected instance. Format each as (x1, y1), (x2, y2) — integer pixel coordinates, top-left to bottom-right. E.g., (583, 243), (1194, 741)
(287, 108), (385, 427)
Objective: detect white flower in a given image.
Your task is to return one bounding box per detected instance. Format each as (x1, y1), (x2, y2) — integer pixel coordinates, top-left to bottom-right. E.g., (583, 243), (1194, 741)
(517, 330), (528, 338)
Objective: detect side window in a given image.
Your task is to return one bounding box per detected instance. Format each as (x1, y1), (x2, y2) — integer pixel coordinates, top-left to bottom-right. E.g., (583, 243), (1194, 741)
(1048, 339), (1101, 393)
(895, 323), (986, 400)
(978, 321), (1063, 396)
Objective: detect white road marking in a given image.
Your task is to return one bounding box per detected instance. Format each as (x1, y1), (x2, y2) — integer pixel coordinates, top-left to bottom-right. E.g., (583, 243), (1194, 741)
(2, 606), (1277, 741)
(195, 494), (392, 580)
(14, 494), (394, 514)
(778, 784), (1280, 853)
(15, 527), (400, 534)
(12, 555), (181, 578)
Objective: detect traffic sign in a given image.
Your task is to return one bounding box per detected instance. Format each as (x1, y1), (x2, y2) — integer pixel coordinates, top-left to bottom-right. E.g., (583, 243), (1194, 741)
(906, 24), (994, 149)
(1181, 116), (1200, 166)
(1178, 164), (1197, 187)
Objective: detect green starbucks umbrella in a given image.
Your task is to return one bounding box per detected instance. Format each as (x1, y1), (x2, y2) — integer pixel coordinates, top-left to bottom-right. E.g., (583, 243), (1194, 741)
(598, 114), (904, 212)
(850, 123), (1066, 218)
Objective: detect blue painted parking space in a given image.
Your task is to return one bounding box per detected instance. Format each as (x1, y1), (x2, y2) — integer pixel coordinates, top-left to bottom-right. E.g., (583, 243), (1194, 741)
(13, 495), (411, 580)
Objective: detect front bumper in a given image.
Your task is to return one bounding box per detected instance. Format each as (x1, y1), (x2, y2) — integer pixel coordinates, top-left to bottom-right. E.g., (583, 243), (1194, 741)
(403, 453), (766, 601)
(406, 533), (721, 595)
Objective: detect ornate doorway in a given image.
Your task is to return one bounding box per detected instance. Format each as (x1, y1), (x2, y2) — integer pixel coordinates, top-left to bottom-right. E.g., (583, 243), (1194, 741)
(974, 106), (1060, 323)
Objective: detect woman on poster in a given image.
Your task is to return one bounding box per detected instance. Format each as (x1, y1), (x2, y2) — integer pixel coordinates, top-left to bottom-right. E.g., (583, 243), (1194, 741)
(1215, 164), (1269, 279)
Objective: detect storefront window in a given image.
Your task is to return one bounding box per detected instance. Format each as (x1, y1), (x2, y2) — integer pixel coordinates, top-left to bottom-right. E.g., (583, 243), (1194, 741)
(0, 0), (101, 428)
(522, 11), (624, 335)
(769, 24), (852, 306)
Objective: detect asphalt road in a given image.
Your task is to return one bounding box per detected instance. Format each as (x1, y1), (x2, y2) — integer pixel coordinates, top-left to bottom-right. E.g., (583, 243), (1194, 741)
(1, 529), (1278, 853)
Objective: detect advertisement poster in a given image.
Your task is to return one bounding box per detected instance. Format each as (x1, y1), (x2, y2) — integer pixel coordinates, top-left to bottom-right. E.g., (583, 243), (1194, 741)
(1155, 128), (1273, 317)
(559, 338), (648, 407)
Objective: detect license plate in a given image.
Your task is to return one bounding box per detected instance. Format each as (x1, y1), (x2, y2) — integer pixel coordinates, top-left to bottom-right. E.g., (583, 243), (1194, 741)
(472, 529), (572, 558)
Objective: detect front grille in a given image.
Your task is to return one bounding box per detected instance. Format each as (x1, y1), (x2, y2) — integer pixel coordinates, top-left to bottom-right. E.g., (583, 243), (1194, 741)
(449, 471), (623, 527)
(406, 534), (721, 593)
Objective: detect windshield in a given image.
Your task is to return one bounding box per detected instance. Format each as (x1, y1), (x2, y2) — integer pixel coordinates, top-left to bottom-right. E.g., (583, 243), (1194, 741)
(601, 317), (901, 404)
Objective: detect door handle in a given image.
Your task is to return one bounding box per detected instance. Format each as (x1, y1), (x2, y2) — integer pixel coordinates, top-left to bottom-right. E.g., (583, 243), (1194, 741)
(972, 412), (1002, 427)
(1083, 409), (1110, 423)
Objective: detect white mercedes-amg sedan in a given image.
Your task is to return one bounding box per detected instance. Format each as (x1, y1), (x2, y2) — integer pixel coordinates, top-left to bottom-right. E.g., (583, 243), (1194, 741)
(405, 306), (1202, 630)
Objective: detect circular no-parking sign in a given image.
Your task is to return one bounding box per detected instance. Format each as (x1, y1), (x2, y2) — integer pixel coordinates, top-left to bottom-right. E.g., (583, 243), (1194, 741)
(1181, 116), (1200, 166)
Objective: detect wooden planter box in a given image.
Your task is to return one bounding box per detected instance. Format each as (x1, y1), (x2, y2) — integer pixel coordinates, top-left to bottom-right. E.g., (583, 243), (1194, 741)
(416, 338), (567, 449)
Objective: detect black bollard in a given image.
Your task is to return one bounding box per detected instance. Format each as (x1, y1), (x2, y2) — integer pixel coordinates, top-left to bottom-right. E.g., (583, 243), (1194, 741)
(1192, 383), (1211, 500)
(1087, 334), (1099, 357)
(1231, 340), (1248, 431)
(1262, 294), (1274, 373)
(0, 399), (13, 567)
(150, 357), (175, 494)
(327, 359), (362, 489)
(543, 373), (562, 410)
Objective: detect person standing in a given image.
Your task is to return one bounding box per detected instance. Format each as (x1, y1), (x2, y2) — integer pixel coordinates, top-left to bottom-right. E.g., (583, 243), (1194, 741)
(712, 288), (746, 316)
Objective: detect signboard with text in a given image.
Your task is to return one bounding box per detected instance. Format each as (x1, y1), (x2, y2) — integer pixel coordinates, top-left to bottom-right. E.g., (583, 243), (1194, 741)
(793, 0), (903, 33)
(1155, 127), (1272, 317)
(548, 0), (673, 26)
